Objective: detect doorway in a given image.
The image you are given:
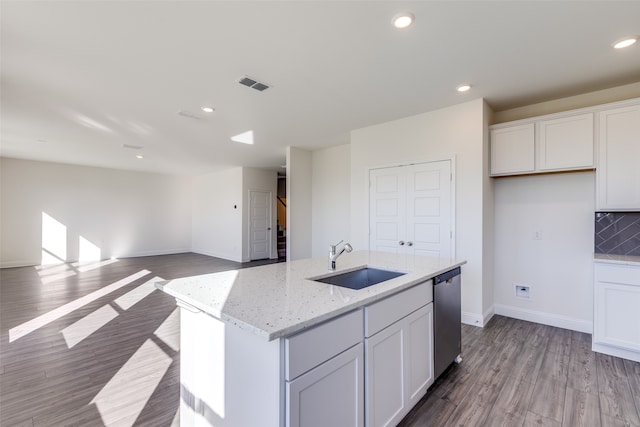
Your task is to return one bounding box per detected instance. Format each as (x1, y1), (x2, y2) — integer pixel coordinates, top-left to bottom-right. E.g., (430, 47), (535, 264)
(249, 190), (273, 260)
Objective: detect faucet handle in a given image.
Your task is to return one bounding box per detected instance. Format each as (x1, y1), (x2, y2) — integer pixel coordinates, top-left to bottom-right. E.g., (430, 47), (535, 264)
(330, 239), (344, 250)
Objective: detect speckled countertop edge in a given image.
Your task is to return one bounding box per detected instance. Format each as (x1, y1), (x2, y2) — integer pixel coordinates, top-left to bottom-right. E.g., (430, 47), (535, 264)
(156, 250), (466, 341)
(594, 253), (640, 266)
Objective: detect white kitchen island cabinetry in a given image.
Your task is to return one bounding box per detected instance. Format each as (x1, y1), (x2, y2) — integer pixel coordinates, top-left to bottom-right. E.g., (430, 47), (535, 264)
(285, 309), (364, 427)
(157, 251), (465, 427)
(364, 281), (433, 427)
(593, 260), (640, 363)
(596, 102), (640, 210)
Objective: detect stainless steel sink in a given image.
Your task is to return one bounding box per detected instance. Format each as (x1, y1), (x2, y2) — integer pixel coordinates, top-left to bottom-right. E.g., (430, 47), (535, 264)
(312, 267), (406, 290)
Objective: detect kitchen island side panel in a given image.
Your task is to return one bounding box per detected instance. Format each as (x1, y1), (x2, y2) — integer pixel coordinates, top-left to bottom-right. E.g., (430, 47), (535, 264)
(180, 305), (282, 427)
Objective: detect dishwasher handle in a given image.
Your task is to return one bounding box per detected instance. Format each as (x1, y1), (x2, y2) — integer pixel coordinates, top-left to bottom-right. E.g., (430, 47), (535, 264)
(434, 267), (461, 284)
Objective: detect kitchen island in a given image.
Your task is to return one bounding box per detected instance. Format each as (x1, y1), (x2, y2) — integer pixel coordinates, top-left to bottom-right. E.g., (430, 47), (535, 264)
(157, 250), (465, 427)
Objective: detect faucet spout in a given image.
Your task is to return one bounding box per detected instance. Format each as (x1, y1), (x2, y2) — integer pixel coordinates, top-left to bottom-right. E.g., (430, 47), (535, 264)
(328, 240), (353, 271)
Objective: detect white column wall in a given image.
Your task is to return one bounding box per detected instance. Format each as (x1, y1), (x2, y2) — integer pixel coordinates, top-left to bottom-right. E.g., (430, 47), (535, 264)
(311, 144), (351, 258)
(286, 147), (312, 261)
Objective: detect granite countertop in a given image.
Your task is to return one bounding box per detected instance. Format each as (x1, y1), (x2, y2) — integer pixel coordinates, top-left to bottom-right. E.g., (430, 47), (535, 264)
(594, 253), (640, 266)
(156, 250), (465, 341)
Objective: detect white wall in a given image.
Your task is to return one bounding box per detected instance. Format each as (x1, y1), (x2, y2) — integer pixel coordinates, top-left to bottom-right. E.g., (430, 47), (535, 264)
(0, 157), (192, 267)
(286, 147), (313, 260)
(493, 172), (595, 333)
(192, 168), (243, 262)
(311, 144), (351, 257)
(242, 167), (278, 261)
(350, 98), (493, 325)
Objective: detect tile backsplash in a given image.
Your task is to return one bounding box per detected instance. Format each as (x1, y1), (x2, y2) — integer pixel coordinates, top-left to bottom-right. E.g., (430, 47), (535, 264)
(595, 212), (640, 256)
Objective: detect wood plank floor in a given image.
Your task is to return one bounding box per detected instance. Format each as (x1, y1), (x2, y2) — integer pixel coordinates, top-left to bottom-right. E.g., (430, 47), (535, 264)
(400, 316), (640, 427)
(2, 252), (639, 426)
(0, 253), (280, 427)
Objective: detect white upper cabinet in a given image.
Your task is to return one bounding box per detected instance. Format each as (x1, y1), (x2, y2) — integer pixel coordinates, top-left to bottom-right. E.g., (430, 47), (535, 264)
(537, 113), (594, 171)
(596, 102), (640, 210)
(490, 110), (596, 177)
(490, 123), (535, 175)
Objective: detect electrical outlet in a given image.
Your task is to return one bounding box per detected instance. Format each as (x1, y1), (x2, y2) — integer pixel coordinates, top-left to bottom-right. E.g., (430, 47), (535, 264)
(533, 230), (543, 240)
(515, 284), (531, 298)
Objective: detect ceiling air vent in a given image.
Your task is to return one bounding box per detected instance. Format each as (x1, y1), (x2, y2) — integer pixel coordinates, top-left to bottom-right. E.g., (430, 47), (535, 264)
(238, 75), (270, 92)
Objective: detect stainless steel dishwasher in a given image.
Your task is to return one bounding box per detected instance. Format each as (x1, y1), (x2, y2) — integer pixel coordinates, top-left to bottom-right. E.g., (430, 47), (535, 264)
(433, 267), (462, 379)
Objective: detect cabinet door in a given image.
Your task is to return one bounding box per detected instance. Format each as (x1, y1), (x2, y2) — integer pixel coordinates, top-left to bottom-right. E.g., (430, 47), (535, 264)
(365, 304), (434, 427)
(537, 113), (593, 171)
(490, 123), (535, 175)
(597, 104), (640, 210)
(287, 343), (364, 427)
(594, 264), (640, 352)
(406, 304), (434, 406)
(365, 321), (405, 427)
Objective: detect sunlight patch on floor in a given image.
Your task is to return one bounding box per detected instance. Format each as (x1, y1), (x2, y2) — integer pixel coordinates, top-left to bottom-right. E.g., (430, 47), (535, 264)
(154, 307), (180, 352)
(92, 339), (173, 427)
(114, 276), (163, 311)
(72, 258), (119, 272)
(61, 304), (119, 348)
(36, 263), (77, 284)
(9, 269), (151, 342)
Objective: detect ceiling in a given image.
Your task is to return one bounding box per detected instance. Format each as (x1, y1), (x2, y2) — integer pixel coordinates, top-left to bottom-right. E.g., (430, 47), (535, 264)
(2, 1), (639, 176)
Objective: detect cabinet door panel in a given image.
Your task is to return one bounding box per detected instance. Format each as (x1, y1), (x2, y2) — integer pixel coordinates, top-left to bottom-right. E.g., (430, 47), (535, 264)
(365, 322), (405, 427)
(597, 104), (640, 210)
(287, 343), (364, 427)
(490, 123), (535, 175)
(538, 113), (593, 171)
(406, 304), (434, 404)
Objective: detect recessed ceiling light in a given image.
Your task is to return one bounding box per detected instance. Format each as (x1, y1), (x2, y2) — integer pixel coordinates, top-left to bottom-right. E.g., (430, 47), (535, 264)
(201, 106), (215, 113)
(136, 155), (144, 159)
(612, 36), (638, 49)
(456, 84), (472, 92)
(231, 130), (254, 145)
(392, 12), (414, 29)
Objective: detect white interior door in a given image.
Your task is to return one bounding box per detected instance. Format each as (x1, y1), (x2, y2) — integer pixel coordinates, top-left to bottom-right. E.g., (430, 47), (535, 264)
(369, 167), (407, 254)
(369, 161), (453, 261)
(406, 161), (452, 260)
(249, 190), (272, 260)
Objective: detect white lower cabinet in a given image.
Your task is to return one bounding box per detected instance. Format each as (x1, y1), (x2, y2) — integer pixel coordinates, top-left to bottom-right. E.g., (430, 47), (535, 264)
(366, 319), (405, 427)
(365, 302), (434, 427)
(593, 262), (640, 362)
(287, 343), (364, 427)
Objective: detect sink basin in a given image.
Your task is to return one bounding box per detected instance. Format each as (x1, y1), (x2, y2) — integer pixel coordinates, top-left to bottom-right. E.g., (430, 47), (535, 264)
(312, 267), (406, 290)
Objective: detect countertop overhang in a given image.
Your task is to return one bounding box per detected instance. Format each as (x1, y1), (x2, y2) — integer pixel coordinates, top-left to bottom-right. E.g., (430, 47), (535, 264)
(594, 253), (640, 266)
(156, 250), (466, 341)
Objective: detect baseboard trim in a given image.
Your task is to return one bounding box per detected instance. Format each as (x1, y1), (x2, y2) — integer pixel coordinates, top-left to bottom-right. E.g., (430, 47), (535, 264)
(0, 259), (39, 269)
(592, 342), (640, 363)
(494, 303), (593, 334)
(462, 305), (496, 328)
(191, 249), (242, 263)
(1, 249), (193, 269)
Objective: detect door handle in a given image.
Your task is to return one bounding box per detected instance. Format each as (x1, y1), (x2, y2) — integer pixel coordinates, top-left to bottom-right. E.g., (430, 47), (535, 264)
(407, 241), (413, 247)
(399, 241), (405, 246)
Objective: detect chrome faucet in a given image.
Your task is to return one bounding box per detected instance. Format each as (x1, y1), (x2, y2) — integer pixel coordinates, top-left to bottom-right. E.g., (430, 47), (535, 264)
(328, 240), (353, 271)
